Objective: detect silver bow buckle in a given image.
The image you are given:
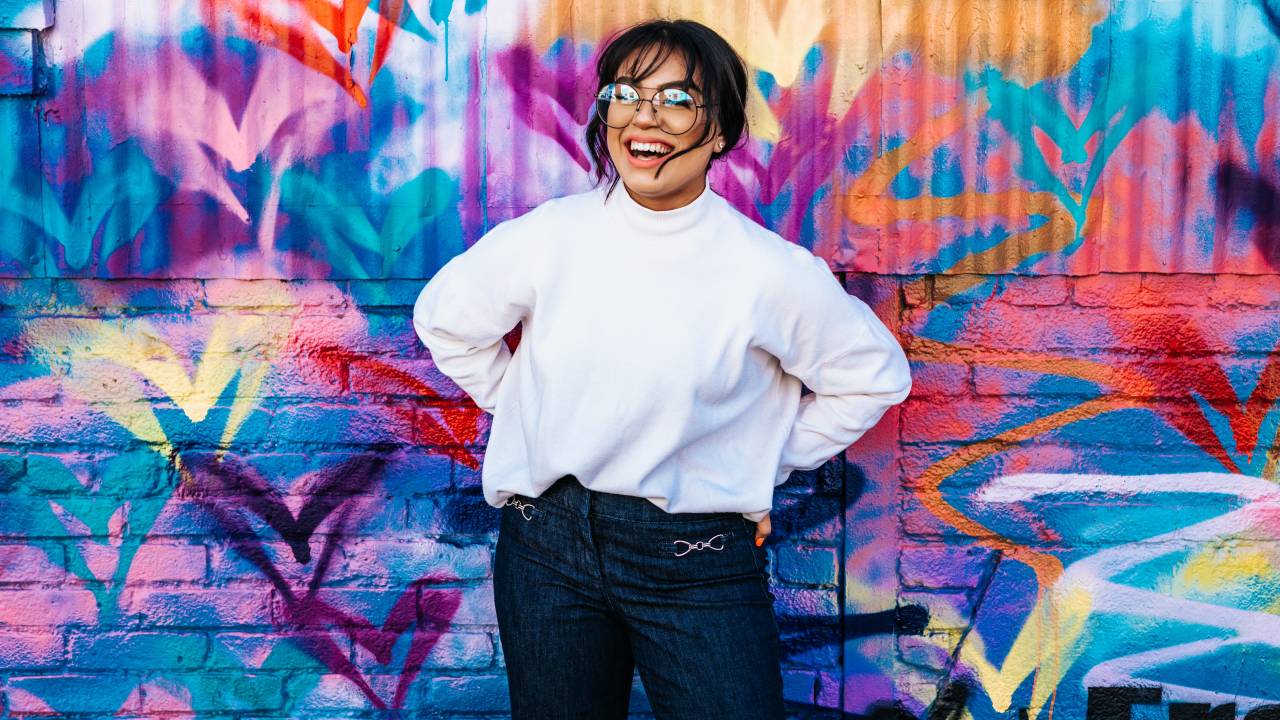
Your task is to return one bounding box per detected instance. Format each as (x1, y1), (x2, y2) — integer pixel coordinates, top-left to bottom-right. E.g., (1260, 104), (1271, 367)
(504, 496), (536, 521)
(673, 533), (727, 556)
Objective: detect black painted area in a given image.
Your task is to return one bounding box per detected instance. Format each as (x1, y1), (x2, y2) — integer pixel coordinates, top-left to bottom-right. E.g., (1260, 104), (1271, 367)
(1087, 686), (1163, 720)
(1171, 703), (1238, 720)
(1215, 162), (1280, 270)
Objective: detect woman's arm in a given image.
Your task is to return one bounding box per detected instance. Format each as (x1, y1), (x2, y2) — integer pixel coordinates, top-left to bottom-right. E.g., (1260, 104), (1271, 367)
(757, 249), (913, 480)
(412, 216), (538, 413)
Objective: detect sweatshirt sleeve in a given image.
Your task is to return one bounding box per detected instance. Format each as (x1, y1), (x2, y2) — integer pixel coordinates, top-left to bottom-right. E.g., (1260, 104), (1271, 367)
(756, 247), (913, 483)
(412, 214), (538, 413)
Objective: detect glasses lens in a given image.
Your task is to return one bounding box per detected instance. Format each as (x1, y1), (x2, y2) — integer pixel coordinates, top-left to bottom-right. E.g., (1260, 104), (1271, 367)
(655, 88), (697, 134)
(596, 83), (640, 128)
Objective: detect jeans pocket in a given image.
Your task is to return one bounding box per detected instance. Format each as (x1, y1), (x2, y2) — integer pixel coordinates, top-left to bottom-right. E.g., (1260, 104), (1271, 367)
(638, 518), (761, 589)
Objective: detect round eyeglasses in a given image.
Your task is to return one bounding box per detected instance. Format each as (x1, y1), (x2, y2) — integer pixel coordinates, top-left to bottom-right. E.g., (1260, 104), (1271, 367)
(594, 82), (712, 135)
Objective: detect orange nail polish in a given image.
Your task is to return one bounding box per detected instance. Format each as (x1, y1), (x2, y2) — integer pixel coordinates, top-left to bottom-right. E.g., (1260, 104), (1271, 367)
(754, 537), (764, 547)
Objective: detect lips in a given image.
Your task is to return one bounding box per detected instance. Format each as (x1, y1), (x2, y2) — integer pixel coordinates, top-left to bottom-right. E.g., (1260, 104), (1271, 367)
(622, 136), (676, 169)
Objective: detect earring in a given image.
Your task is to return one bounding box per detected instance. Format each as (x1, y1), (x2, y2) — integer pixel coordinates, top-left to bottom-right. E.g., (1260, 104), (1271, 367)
(716, 142), (725, 151)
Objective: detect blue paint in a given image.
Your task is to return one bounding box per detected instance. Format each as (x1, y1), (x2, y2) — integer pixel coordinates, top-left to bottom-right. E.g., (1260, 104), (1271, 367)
(890, 165), (923, 200)
(929, 144), (964, 198)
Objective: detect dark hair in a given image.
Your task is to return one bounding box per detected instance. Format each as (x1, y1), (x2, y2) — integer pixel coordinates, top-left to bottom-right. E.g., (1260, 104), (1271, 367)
(585, 19), (749, 197)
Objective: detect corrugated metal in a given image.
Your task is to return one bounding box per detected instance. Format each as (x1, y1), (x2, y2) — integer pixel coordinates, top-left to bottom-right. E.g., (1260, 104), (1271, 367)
(0, 0), (1275, 277)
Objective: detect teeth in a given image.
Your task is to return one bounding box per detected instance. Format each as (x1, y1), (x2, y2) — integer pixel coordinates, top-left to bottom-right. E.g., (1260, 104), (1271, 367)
(629, 140), (673, 155)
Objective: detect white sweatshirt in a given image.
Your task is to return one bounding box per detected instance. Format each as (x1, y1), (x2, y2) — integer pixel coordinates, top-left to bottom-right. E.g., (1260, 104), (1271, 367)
(412, 180), (911, 522)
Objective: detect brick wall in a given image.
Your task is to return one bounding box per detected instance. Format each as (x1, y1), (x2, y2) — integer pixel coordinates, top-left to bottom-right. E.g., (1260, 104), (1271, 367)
(2, 1), (1280, 718)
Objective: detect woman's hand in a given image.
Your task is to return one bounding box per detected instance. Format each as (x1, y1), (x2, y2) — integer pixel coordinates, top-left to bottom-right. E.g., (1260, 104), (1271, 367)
(753, 512), (771, 546)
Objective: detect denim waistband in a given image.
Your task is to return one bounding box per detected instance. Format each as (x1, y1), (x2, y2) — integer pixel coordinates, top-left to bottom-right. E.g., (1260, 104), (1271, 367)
(527, 474), (745, 524)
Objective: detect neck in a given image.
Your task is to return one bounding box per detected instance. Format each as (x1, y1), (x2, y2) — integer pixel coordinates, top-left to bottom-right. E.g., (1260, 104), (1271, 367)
(606, 178), (715, 235)
(623, 177), (706, 211)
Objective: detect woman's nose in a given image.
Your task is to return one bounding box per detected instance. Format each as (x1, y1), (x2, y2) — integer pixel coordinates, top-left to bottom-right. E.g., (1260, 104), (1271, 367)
(631, 99), (660, 127)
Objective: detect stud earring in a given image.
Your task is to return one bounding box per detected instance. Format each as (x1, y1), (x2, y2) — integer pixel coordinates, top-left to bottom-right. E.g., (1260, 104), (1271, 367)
(716, 142), (725, 151)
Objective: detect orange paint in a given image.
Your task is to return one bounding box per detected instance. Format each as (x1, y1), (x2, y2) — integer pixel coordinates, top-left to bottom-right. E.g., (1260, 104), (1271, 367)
(203, 0), (417, 109)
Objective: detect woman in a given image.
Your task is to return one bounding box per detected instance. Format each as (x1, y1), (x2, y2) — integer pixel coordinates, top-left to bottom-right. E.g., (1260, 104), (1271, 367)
(413, 18), (911, 720)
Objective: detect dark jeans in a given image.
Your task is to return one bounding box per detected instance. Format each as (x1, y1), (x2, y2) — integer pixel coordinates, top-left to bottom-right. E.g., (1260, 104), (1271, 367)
(493, 474), (785, 720)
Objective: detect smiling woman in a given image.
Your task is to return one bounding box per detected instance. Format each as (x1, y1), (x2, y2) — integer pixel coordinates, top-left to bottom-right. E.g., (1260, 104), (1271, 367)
(412, 16), (911, 720)
(585, 19), (749, 210)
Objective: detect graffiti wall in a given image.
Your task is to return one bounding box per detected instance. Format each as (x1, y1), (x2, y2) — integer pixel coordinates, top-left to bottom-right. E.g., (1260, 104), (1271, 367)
(0, 0), (1277, 717)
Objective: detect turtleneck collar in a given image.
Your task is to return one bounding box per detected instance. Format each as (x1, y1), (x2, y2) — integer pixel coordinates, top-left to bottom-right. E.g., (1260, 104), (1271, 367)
(603, 178), (717, 235)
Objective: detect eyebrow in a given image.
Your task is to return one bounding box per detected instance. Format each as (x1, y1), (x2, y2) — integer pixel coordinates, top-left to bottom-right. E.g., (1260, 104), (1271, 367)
(615, 76), (702, 93)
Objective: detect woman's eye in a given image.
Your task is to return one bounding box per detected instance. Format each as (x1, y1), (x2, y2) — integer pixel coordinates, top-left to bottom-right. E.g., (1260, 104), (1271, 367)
(661, 90), (695, 107)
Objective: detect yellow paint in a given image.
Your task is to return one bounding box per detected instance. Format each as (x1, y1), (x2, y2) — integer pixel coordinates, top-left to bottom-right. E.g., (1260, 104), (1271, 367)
(530, 0), (881, 133)
(530, 1), (1104, 133)
(881, 1), (1105, 84)
(950, 583), (1091, 718)
(1169, 545), (1274, 595)
(26, 298), (293, 465)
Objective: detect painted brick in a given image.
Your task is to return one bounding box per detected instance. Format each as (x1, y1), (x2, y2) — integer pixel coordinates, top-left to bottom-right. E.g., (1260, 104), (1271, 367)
(0, 541), (67, 582)
(347, 279), (428, 309)
(208, 538), (345, 584)
(776, 545), (839, 586)
(446, 583), (498, 625)
(423, 631), (494, 670)
(284, 672), (402, 711)
(267, 401), (415, 445)
(337, 539), (490, 583)
(0, 630), (63, 668)
(347, 355), (463, 401)
(997, 275), (1071, 306)
(897, 632), (959, 671)
(1211, 274), (1280, 308)
(380, 448), (453, 497)
(900, 396), (1054, 444)
(782, 668), (819, 705)
(1072, 273), (1144, 307)
(899, 544), (994, 589)
(286, 312), (420, 358)
(138, 672), (284, 712)
(0, 278), (53, 313)
(203, 279), (298, 309)
(905, 359), (970, 397)
(6, 674), (144, 715)
(51, 279), (203, 314)
(256, 353), (346, 398)
(815, 669), (841, 707)
(284, 280), (350, 310)
(0, 588), (98, 626)
(207, 631), (346, 670)
(123, 541), (206, 584)
(972, 364), (1095, 397)
(268, 587), (442, 631)
(902, 304), (1123, 352)
(421, 674), (511, 713)
(0, 400), (143, 445)
(118, 588), (273, 628)
(898, 590), (976, 631)
(772, 587), (840, 618)
(68, 630), (207, 669)
(1140, 273), (1214, 306)
(932, 274), (987, 304)
(901, 276), (932, 306)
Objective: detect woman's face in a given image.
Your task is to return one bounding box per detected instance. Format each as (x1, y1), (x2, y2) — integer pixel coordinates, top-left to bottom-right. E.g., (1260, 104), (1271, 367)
(604, 49), (723, 211)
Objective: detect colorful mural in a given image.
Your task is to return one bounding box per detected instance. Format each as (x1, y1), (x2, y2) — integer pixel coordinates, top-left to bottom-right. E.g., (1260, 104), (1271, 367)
(0, 0), (1278, 717)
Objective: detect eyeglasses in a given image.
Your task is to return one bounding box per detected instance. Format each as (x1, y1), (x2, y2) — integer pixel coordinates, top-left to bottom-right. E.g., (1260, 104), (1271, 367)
(594, 82), (712, 135)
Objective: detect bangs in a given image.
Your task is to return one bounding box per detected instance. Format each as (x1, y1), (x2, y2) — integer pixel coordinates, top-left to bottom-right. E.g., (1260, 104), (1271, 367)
(608, 36), (702, 94)
(584, 19), (749, 196)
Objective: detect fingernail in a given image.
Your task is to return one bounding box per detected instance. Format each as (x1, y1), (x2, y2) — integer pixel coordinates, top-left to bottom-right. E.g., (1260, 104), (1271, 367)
(755, 537), (764, 547)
